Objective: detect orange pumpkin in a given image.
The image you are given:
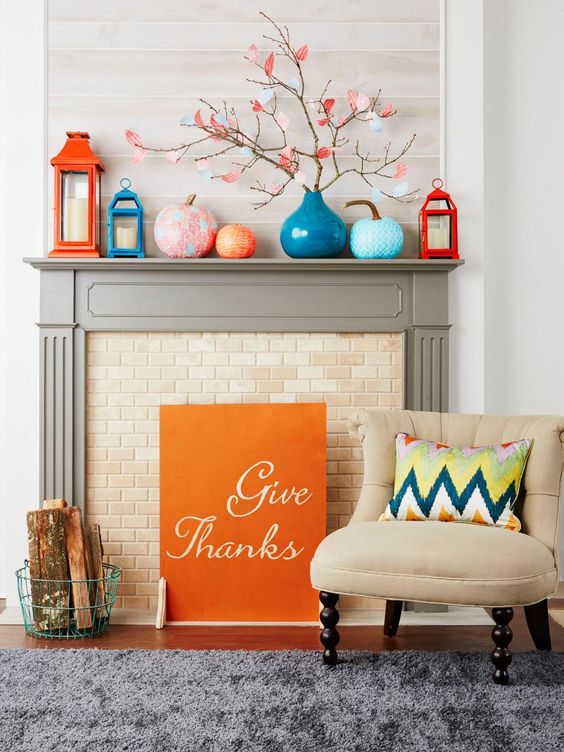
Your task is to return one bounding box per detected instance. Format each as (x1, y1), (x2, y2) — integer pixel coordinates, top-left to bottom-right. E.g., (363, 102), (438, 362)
(216, 224), (256, 258)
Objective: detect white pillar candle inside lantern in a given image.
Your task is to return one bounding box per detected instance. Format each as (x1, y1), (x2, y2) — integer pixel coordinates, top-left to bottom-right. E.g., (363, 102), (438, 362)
(62, 171), (89, 242)
(114, 216), (138, 248)
(427, 214), (451, 249)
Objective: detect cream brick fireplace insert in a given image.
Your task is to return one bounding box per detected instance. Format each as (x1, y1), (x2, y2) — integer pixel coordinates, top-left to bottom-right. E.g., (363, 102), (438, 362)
(26, 257), (462, 613)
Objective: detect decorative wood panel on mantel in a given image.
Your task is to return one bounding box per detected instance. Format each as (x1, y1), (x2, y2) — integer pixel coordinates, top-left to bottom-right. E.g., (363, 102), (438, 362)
(26, 257), (462, 508)
(47, 0), (440, 258)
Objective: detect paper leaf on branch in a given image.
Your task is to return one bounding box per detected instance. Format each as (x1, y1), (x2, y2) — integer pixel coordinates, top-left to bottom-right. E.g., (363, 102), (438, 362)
(371, 186), (383, 203)
(275, 112), (290, 131)
(199, 169), (214, 180)
(347, 89), (358, 111)
(293, 170), (306, 185)
(210, 114), (227, 131)
(257, 89), (274, 106)
(269, 180), (284, 195)
(221, 171), (242, 183)
(380, 102), (394, 118)
(245, 43), (258, 63)
(213, 113), (229, 127)
(125, 129), (143, 148)
(323, 98), (335, 114)
(356, 92), (369, 110)
(194, 110), (205, 128)
(289, 77), (300, 89)
(393, 181), (409, 198)
(295, 45), (309, 61)
(369, 112), (383, 133)
(165, 150), (182, 163)
(317, 117), (330, 126)
(264, 52), (275, 77)
(317, 147), (332, 159)
(180, 115), (195, 126)
(132, 147), (147, 165)
(279, 145), (295, 170)
(196, 159), (210, 171)
(252, 100), (263, 113)
(394, 162), (407, 179)
(239, 146), (254, 157)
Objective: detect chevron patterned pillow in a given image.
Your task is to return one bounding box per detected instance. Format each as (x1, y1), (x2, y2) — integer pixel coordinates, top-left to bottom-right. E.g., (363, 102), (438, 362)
(380, 433), (532, 531)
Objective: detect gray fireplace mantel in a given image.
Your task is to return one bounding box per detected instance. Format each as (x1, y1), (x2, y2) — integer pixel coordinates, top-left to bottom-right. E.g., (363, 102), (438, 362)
(26, 256), (463, 508)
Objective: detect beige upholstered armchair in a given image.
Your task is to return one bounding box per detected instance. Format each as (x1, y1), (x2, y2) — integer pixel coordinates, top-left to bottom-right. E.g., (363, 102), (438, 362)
(310, 410), (564, 684)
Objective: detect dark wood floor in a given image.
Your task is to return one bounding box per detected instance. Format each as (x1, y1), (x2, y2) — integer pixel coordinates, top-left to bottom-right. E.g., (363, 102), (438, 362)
(1, 603), (563, 652)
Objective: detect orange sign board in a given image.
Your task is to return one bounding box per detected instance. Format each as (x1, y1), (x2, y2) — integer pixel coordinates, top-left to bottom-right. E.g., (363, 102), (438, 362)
(160, 403), (326, 622)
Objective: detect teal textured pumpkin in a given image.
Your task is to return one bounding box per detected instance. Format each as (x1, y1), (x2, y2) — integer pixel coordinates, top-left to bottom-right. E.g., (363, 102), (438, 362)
(342, 200), (403, 259)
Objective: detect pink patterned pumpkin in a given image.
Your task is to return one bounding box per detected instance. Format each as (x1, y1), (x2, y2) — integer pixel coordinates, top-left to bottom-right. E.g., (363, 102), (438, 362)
(154, 194), (218, 258)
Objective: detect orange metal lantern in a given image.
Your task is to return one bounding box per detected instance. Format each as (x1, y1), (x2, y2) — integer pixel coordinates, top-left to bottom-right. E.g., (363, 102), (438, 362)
(419, 178), (459, 260)
(49, 132), (105, 258)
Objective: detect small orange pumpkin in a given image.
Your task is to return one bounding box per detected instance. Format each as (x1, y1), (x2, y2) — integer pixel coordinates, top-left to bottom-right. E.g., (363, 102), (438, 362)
(216, 224), (256, 258)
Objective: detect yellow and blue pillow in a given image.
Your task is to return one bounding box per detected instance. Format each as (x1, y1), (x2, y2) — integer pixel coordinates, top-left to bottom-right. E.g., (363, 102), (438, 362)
(380, 433), (532, 531)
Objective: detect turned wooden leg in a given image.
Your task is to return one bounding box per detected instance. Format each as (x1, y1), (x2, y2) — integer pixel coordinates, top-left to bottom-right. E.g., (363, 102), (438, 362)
(491, 607), (513, 685)
(383, 600), (403, 637)
(319, 591), (340, 666)
(524, 599), (552, 650)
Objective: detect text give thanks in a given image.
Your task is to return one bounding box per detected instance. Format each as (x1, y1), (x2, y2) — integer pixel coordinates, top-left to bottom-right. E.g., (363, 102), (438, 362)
(160, 403), (326, 622)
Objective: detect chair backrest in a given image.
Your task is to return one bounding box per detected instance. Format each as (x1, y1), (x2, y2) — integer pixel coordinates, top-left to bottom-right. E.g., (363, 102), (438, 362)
(347, 409), (564, 567)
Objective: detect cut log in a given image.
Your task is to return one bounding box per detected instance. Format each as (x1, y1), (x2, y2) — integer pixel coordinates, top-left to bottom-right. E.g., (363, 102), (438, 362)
(61, 508), (92, 629)
(86, 523), (106, 619)
(43, 499), (67, 510)
(26, 512), (44, 631)
(29, 509), (70, 631)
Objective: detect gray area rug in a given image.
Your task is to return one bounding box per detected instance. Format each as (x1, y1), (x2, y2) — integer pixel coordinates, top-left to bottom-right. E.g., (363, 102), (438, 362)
(0, 649), (562, 752)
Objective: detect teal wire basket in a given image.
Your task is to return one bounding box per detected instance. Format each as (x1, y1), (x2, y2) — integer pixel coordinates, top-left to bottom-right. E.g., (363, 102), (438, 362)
(16, 561), (121, 639)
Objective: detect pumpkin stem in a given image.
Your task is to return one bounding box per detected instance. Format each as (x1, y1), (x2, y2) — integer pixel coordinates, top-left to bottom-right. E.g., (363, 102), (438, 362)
(185, 194), (196, 206)
(342, 199), (381, 220)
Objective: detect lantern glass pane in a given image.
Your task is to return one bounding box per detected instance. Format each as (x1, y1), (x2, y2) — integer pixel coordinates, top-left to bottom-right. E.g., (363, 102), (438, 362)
(114, 216), (138, 249)
(61, 171), (89, 242)
(427, 214), (451, 249)
(96, 173), (101, 246)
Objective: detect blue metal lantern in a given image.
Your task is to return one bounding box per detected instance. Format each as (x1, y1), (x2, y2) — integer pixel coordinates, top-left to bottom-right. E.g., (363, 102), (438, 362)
(107, 177), (144, 258)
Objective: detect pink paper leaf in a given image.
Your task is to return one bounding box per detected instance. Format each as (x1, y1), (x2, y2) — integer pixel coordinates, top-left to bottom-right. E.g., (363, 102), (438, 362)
(264, 52), (275, 77)
(337, 116), (346, 127)
(293, 170), (306, 185)
(196, 158), (210, 171)
(252, 100), (263, 113)
(317, 117), (330, 126)
(194, 110), (205, 128)
(125, 129), (143, 148)
(295, 45), (309, 61)
(245, 43), (258, 63)
(317, 146), (332, 159)
(275, 112), (289, 131)
(164, 149), (182, 163)
(347, 89), (358, 111)
(394, 161), (407, 178)
(356, 92), (370, 111)
(380, 102), (394, 118)
(323, 98), (335, 114)
(221, 171), (242, 183)
(132, 147), (147, 165)
(269, 181), (284, 195)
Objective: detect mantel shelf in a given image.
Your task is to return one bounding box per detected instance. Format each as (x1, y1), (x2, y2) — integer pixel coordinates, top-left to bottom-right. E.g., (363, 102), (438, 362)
(25, 257), (464, 272)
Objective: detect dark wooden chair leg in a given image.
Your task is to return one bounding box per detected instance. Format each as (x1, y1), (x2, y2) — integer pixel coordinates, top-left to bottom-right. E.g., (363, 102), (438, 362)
(319, 591), (340, 666)
(383, 600), (403, 636)
(524, 600), (551, 650)
(491, 607), (513, 685)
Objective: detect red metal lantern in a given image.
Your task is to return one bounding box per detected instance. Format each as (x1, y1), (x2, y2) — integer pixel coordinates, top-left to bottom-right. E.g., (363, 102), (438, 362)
(49, 132), (105, 258)
(419, 178), (459, 259)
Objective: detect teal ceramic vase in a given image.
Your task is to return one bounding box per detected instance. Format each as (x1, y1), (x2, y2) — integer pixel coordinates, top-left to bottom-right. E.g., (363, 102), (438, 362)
(342, 199), (403, 259)
(280, 191), (347, 258)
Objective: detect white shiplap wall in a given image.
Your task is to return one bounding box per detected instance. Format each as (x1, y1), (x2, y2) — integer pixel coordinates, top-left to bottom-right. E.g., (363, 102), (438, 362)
(48, 0), (440, 257)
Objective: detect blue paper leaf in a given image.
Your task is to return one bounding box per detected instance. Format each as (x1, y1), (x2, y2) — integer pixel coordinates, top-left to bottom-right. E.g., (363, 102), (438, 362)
(393, 181), (409, 198)
(239, 146), (253, 157)
(371, 186), (383, 203)
(369, 113), (383, 133)
(180, 115), (195, 125)
(289, 77), (300, 90)
(199, 169), (214, 180)
(257, 89), (274, 106)
(214, 113), (229, 127)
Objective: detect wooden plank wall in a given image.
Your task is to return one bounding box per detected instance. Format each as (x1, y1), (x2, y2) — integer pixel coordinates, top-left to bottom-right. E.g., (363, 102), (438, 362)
(48, 0), (440, 257)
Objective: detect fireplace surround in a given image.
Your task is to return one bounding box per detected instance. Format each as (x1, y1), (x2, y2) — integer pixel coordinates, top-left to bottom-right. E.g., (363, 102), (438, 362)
(26, 257), (462, 513)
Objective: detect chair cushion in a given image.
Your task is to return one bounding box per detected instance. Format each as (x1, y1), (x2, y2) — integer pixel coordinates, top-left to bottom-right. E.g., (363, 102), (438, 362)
(310, 521), (557, 607)
(380, 432), (531, 531)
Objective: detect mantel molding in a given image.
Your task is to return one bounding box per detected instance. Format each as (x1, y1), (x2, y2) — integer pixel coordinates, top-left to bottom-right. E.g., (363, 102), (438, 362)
(27, 255), (462, 507)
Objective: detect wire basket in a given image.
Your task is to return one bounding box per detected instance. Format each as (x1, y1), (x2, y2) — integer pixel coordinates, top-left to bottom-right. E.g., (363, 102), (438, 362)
(16, 561), (121, 639)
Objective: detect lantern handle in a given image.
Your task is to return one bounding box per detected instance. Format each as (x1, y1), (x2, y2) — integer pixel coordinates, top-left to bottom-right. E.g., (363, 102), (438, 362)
(341, 199), (381, 220)
(120, 177), (132, 190)
(432, 178), (444, 190)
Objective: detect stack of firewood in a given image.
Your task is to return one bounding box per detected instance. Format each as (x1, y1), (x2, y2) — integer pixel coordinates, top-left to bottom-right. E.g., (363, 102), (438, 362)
(26, 499), (105, 631)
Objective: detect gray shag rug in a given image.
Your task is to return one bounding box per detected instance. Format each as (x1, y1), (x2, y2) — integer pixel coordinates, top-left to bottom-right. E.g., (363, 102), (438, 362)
(0, 649), (563, 752)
